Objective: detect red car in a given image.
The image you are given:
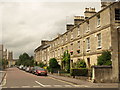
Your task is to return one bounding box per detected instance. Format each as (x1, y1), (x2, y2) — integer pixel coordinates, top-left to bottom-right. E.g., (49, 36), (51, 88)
(35, 68), (47, 76)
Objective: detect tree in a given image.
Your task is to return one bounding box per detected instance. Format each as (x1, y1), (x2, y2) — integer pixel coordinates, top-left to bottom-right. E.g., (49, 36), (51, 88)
(49, 58), (60, 73)
(17, 52), (34, 66)
(49, 58), (60, 69)
(97, 50), (112, 65)
(61, 50), (70, 73)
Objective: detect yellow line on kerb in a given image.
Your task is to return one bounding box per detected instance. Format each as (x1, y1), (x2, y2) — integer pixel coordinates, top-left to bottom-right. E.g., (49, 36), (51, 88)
(49, 76), (76, 85)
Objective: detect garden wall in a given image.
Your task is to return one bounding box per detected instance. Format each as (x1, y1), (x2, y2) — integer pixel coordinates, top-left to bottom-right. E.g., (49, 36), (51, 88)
(92, 65), (112, 83)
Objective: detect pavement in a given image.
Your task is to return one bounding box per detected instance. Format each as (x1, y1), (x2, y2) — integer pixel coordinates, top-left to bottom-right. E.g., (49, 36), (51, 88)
(0, 71), (6, 85)
(48, 73), (119, 88)
(1, 67), (119, 89)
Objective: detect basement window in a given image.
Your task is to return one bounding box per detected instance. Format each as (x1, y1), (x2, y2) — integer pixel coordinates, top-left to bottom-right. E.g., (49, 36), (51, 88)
(115, 9), (120, 20)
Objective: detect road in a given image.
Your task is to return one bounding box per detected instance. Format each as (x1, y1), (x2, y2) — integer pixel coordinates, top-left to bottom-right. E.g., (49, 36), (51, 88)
(2, 67), (83, 88)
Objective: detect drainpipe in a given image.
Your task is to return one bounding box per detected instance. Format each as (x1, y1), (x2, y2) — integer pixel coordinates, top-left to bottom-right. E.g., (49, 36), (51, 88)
(117, 26), (120, 82)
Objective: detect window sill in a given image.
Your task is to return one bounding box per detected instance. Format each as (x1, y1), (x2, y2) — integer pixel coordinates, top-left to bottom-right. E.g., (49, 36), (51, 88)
(86, 49), (90, 52)
(86, 30), (90, 33)
(77, 35), (80, 37)
(115, 20), (120, 23)
(97, 25), (101, 28)
(97, 46), (102, 49)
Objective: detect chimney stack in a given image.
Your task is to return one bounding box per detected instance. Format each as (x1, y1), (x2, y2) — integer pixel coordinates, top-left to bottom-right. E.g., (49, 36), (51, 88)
(84, 7), (96, 19)
(41, 40), (50, 45)
(66, 24), (74, 31)
(74, 16), (84, 26)
(101, 0), (115, 9)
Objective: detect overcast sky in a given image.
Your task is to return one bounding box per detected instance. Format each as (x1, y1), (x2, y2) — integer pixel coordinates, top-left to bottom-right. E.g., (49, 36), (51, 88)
(0, 1), (101, 59)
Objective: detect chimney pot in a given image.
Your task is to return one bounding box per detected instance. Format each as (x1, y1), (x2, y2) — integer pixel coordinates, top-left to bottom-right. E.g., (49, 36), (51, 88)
(84, 7), (96, 19)
(85, 8), (89, 12)
(90, 7), (95, 12)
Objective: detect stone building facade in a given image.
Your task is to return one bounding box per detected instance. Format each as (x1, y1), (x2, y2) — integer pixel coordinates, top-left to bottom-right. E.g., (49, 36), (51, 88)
(34, 2), (120, 82)
(0, 45), (8, 61)
(34, 40), (51, 65)
(0, 45), (3, 60)
(0, 44), (15, 68)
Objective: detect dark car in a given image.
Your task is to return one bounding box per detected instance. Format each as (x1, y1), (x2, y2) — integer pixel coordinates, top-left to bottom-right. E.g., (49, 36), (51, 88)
(35, 68), (47, 76)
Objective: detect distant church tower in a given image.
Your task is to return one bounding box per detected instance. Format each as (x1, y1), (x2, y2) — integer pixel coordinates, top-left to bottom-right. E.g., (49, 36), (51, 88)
(8, 51), (13, 67)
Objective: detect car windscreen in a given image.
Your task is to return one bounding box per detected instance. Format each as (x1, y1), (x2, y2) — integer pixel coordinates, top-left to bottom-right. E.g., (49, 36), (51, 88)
(38, 68), (46, 71)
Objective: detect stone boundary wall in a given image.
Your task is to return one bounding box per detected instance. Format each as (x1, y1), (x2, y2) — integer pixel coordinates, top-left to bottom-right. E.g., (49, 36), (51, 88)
(92, 65), (112, 83)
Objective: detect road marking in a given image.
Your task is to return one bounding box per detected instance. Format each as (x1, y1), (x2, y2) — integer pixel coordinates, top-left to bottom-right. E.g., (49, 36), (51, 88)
(74, 85), (82, 87)
(53, 85), (62, 87)
(1, 74), (7, 86)
(10, 86), (20, 88)
(74, 85), (89, 87)
(22, 86), (30, 88)
(43, 85), (51, 87)
(64, 85), (72, 87)
(35, 81), (45, 87)
(49, 77), (76, 85)
(2, 87), (7, 88)
(33, 86), (41, 88)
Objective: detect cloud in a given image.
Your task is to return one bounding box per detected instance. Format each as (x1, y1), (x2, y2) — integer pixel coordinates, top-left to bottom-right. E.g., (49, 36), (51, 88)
(1, 2), (101, 58)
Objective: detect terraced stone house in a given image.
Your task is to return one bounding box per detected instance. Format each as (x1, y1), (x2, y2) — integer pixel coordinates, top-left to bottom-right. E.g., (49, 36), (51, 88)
(34, 1), (120, 82)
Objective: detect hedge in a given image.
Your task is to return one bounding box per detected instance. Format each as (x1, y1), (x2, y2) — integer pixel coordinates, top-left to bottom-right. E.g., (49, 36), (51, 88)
(70, 68), (88, 76)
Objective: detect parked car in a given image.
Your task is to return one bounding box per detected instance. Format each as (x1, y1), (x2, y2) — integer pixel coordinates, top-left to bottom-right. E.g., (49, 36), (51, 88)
(19, 65), (24, 70)
(35, 68), (47, 76)
(29, 66), (34, 73)
(23, 66), (27, 71)
(25, 67), (30, 72)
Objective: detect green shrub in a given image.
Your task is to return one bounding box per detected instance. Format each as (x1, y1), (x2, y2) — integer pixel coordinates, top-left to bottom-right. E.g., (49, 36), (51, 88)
(75, 60), (86, 68)
(97, 50), (112, 65)
(70, 68), (88, 76)
(38, 62), (46, 68)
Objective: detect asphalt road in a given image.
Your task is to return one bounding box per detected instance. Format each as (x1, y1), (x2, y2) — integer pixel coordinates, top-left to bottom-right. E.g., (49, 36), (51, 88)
(2, 67), (82, 88)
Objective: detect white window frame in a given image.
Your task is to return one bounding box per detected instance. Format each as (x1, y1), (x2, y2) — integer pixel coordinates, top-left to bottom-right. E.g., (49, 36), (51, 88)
(61, 37), (63, 44)
(97, 15), (100, 27)
(86, 21), (90, 33)
(78, 41), (80, 49)
(71, 43), (73, 50)
(71, 31), (73, 40)
(97, 33), (102, 49)
(66, 34), (68, 42)
(77, 26), (80, 36)
(86, 37), (90, 51)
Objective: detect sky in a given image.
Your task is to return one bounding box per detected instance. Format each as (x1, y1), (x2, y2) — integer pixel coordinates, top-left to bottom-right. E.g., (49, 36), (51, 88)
(0, 1), (101, 59)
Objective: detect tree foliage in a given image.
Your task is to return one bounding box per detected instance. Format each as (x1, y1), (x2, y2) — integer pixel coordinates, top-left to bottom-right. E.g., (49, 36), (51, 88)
(0, 59), (8, 70)
(16, 52), (34, 66)
(97, 50), (112, 65)
(38, 62), (46, 68)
